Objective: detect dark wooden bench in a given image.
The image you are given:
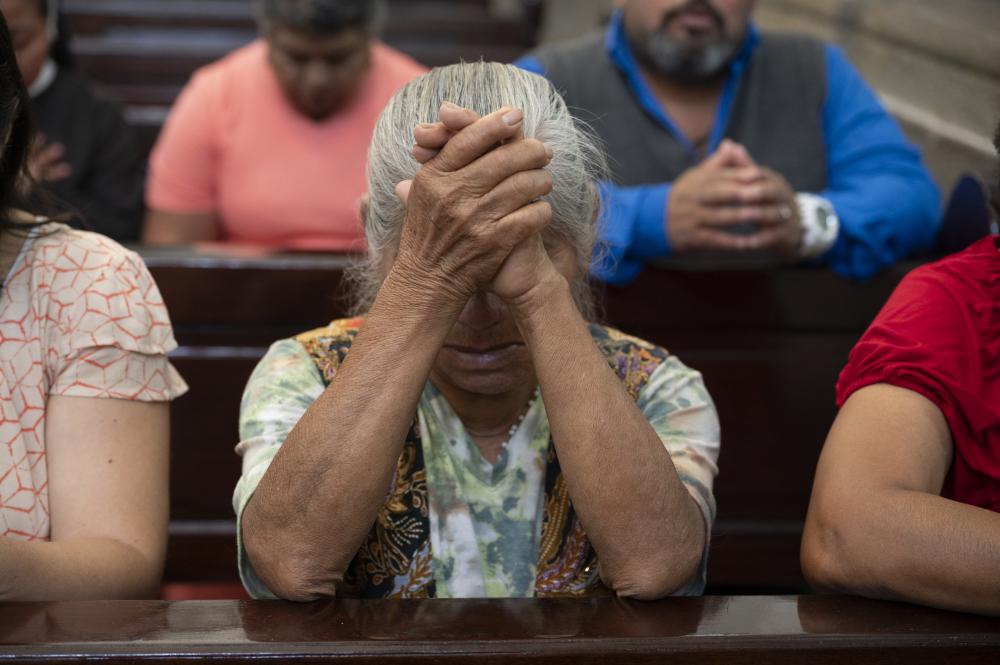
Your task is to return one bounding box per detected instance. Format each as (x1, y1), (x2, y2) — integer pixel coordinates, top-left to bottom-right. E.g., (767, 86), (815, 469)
(142, 247), (913, 595)
(3, 596), (998, 663)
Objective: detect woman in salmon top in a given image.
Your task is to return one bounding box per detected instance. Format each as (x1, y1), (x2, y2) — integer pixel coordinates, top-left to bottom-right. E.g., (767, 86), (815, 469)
(0, 11), (187, 600)
(143, 0), (426, 250)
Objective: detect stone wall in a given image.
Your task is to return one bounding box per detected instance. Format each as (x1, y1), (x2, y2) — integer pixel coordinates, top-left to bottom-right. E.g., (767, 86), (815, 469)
(756, 0), (1000, 197)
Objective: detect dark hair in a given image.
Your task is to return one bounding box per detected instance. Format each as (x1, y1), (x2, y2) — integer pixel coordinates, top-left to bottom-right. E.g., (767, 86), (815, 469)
(1, 11), (34, 225)
(254, 0), (382, 35)
(0, 9), (65, 235)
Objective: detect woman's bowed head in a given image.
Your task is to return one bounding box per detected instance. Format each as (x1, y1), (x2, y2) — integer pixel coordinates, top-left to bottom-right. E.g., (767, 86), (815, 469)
(239, 63), (719, 601)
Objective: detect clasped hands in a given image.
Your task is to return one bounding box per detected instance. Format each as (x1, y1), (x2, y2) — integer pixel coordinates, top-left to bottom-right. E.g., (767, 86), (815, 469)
(391, 102), (564, 315)
(668, 140), (803, 256)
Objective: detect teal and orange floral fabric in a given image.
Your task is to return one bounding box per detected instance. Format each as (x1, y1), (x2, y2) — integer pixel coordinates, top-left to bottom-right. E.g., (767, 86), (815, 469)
(233, 318), (719, 598)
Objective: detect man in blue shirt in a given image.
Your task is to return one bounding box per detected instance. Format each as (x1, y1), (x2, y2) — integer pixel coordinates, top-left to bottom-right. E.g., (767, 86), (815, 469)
(517, 0), (940, 284)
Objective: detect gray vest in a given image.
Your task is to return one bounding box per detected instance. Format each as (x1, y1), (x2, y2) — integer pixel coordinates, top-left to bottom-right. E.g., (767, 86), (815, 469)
(532, 32), (828, 191)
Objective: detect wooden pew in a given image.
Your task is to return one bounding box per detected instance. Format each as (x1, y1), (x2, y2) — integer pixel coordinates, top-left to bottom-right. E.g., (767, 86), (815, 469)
(3, 596), (999, 663)
(143, 247), (912, 595)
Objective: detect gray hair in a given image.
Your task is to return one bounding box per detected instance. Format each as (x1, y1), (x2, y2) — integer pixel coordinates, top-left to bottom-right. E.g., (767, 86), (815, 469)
(253, 0), (384, 35)
(353, 61), (608, 319)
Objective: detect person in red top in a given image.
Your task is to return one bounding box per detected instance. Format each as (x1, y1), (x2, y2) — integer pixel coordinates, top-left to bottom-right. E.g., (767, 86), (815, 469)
(801, 121), (1000, 616)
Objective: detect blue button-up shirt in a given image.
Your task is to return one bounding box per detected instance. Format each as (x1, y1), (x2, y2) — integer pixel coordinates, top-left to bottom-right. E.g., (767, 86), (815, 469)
(517, 11), (941, 284)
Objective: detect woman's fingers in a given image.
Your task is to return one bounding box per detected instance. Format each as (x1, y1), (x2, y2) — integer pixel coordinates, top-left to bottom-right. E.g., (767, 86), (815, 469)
(411, 144), (440, 164)
(430, 107), (524, 173)
(411, 105), (481, 152)
(413, 123), (453, 150)
(438, 102), (480, 132)
(458, 137), (552, 195)
(395, 179), (413, 204)
(477, 168), (553, 221)
(493, 200), (553, 247)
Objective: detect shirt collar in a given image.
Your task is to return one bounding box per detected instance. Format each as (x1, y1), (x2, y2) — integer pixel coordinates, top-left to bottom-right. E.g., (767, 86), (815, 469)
(605, 9), (760, 92)
(28, 59), (58, 99)
(604, 9), (759, 155)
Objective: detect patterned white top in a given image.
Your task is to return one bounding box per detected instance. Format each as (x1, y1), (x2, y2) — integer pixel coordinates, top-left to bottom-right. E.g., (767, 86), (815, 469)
(234, 329), (721, 598)
(0, 223), (188, 541)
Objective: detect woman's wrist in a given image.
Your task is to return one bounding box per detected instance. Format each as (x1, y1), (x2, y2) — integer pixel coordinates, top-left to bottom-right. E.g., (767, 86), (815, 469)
(508, 270), (575, 335)
(377, 259), (467, 324)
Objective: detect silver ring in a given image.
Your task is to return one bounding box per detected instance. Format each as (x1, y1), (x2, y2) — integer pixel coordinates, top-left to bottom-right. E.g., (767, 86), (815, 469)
(779, 205), (793, 221)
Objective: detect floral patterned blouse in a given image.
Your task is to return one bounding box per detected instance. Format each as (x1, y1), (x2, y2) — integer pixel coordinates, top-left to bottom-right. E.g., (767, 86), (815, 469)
(0, 223), (188, 541)
(234, 323), (720, 598)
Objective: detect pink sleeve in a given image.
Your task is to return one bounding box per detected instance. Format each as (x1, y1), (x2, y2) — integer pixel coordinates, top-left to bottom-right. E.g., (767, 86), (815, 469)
(145, 68), (222, 213)
(47, 238), (189, 402)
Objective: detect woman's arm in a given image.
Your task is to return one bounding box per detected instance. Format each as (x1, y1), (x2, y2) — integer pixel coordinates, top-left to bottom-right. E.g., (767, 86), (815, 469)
(802, 384), (1000, 616)
(0, 397), (169, 601)
(412, 107), (711, 598)
(142, 210), (219, 245)
(510, 271), (708, 599)
(241, 106), (555, 600)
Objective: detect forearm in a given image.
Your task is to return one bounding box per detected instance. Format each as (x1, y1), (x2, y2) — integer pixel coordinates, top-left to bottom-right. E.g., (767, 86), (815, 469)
(0, 536), (162, 601)
(805, 490), (1000, 616)
(512, 276), (704, 598)
(243, 269), (457, 599)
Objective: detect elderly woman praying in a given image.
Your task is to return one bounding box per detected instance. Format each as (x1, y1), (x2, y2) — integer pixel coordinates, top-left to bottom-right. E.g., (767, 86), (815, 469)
(233, 62), (720, 600)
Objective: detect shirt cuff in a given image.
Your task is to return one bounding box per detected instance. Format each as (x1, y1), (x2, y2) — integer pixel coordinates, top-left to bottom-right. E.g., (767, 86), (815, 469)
(630, 184), (672, 260)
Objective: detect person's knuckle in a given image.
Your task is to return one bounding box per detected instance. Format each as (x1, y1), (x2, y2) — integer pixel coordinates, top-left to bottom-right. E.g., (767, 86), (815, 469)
(537, 170), (554, 196)
(523, 139), (547, 162)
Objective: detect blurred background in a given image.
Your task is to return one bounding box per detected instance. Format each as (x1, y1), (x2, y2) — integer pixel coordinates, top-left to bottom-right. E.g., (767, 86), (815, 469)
(62, 0), (1000, 199)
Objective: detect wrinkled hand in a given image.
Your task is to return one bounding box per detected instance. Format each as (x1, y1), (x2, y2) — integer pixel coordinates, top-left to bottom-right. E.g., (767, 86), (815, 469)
(668, 140), (802, 257)
(403, 103), (561, 307)
(28, 135), (72, 183)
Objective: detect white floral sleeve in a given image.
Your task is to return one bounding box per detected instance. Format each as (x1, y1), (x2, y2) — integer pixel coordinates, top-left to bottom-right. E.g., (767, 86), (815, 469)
(232, 338), (325, 598)
(636, 355), (721, 595)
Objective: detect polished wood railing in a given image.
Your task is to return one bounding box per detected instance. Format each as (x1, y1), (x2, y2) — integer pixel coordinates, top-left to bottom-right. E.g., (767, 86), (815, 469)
(2, 596), (998, 663)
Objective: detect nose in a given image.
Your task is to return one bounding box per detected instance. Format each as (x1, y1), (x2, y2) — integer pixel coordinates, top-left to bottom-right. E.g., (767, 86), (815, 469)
(457, 291), (504, 331)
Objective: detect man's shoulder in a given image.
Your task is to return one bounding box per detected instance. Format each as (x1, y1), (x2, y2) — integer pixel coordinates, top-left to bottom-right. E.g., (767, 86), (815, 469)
(530, 31), (608, 72)
(371, 41), (428, 81)
(37, 68), (120, 116)
(185, 39), (267, 96)
(755, 30), (829, 67)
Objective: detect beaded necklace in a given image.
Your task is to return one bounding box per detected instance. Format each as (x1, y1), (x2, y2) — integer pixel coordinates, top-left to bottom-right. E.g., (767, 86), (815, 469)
(499, 386), (541, 450)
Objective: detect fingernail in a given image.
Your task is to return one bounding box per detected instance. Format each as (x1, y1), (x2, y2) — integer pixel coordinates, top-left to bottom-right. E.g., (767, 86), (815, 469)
(441, 101), (460, 111)
(544, 145), (554, 160)
(502, 109), (523, 126)
(416, 123), (436, 131)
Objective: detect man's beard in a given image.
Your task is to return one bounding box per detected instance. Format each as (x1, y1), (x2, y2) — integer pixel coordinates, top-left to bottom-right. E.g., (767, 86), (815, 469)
(630, 0), (744, 82)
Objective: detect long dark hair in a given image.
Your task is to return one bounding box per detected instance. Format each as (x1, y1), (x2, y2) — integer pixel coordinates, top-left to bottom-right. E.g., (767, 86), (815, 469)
(0, 9), (65, 236)
(0, 10), (35, 229)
